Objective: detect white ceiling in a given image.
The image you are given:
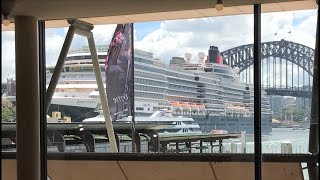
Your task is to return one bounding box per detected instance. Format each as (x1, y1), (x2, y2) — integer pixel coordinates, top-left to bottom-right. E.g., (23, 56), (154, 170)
(2, 0), (318, 30)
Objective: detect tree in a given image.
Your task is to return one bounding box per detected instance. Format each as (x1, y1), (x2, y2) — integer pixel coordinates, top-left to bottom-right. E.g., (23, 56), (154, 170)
(292, 108), (305, 121)
(281, 107), (306, 122)
(1, 100), (16, 122)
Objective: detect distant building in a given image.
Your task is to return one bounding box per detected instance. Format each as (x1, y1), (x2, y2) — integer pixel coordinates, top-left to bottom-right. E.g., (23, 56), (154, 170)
(268, 95), (284, 114)
(296, 97), (311, 110)
(282, 97), (296, 108)
(2, 83), (7, 95)
(6, 78), (16, 96)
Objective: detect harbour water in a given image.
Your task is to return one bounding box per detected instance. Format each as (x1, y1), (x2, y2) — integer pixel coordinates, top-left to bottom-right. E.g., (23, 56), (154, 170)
(262, 127), (310, 153)
(46, 127), (311, 154)
(223, 127), (311, 180)
(228, 127), (310, 154)
(264, 128), (311, 180)
(9, 126), (314, 179)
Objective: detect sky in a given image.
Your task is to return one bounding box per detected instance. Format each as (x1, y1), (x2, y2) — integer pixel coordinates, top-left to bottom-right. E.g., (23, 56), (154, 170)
(1, 9), (318, 86)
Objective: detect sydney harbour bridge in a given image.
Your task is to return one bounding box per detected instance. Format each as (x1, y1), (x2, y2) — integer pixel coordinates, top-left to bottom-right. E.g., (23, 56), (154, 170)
(221, 39), (314, 98)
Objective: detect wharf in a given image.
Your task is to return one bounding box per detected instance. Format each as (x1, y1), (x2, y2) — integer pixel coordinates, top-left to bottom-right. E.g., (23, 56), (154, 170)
(2, 123), (239, 153)
(159, 133), (239, 153)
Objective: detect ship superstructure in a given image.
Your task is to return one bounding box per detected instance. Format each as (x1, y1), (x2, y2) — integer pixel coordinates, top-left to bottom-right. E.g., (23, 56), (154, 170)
(44, 45), (272, 134)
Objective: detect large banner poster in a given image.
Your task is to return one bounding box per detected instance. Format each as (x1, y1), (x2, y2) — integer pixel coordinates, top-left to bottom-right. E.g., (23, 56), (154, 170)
(105, 24), (133, 121)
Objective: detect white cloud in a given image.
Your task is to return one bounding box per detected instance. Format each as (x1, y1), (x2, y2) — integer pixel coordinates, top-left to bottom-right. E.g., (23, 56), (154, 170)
(45, 28), (65, 67)
(92, 24), (117, 45)
(68, 24), (117, 50)
(1, 31), (15, 82)
(1, 24), (117, 82)
(293, 13), (317, 48)
(1, 10), (317, 85)
(134, 10), (316, 66)
(133, 10), (316, 88)
(261, 10), (317, 48)
(135, 14), (255, 63)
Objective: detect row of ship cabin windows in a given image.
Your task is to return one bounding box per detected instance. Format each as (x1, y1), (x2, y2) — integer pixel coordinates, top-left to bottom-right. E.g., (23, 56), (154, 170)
(60, 74), (97, 79)
(182, 129), (189, 133)
(206, 84), (222, 89)
(166, 71), (194, 81)
(184, 68), (198, 70)
(65, 55), (106, 61)
(140, 64), (200, 82)
(195, 77), (219, 85)
(168, 78), (198, 86)
(136, 107), (150, 111)
(135, 71), (165, 80)
(135, 64), (165, 74)
(226, 113), (246, 117)
(171, 98), (201, 103)
(135, 92), (164, 98)
(134, 57), (154, 65)
(135, 85), (166, 92)
(168, 91), (199, 98)
(136, 107), (165, 111)
(135, 78), (166, 86)
(58, 66), (105, 72)
(135, 99), (164, 104)
(163, 129), (189, 133)
(168, 84), (197, 91)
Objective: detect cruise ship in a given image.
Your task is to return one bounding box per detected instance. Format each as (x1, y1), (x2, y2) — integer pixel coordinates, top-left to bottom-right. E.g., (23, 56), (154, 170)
(44, 45), (272, 134)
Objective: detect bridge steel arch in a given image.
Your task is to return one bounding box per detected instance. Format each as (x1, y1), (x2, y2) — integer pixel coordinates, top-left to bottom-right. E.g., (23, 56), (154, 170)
(221, 39), (315, 77)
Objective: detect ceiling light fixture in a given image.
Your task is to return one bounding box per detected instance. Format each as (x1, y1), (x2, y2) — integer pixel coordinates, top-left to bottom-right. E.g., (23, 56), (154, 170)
(2, 0), (16, 27)
(215, 0), (224, 11)
(2, 14), (11, 26)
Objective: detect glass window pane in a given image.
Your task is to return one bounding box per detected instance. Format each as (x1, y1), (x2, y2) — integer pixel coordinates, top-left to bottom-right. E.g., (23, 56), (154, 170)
(134, 14), (255, 157)
(45, 12), (257, 157)
(261, 7), (318, 180)
(45, 12), (256, 178)
(2, 30), (16, 151)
